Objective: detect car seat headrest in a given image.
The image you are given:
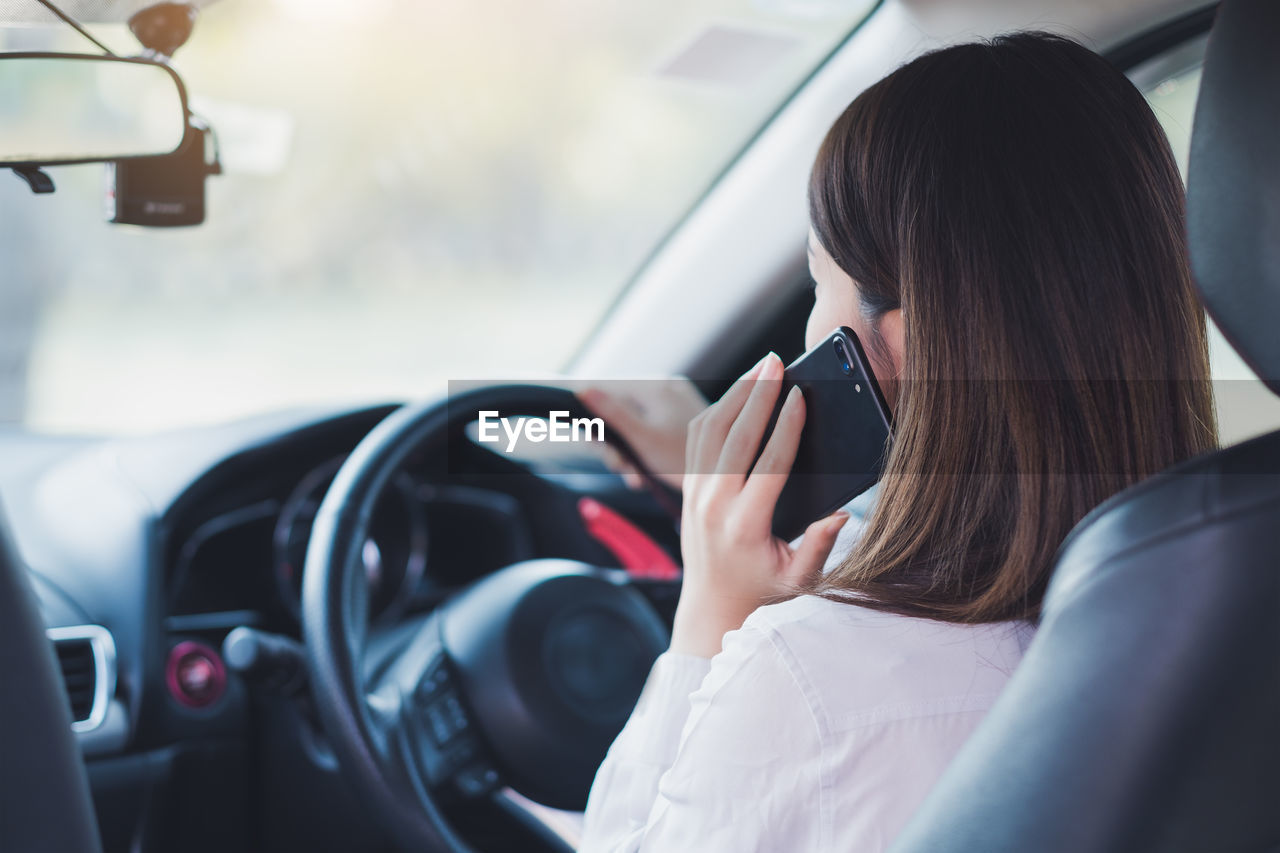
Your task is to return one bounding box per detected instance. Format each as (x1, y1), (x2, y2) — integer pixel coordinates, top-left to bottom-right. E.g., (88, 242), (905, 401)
(1187, 0), (1280, 396)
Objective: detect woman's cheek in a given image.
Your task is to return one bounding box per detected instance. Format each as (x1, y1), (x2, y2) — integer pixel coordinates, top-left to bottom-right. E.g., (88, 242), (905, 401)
(806, 288), (860, 351)
(806, 295), (839, 351)
(804, 311), (824, 351)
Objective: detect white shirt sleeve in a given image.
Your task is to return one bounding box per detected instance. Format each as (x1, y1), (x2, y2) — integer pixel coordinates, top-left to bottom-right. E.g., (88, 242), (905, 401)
(579, 617), (825, 852)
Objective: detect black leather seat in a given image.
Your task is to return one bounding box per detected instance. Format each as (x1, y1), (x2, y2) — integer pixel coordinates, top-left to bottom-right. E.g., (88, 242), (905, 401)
(0, 504), (102, 852)
(892, 2), (1280, 850)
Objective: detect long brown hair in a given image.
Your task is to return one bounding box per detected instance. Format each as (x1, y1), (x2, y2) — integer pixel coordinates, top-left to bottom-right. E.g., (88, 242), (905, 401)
(805, 32), (1216, 623)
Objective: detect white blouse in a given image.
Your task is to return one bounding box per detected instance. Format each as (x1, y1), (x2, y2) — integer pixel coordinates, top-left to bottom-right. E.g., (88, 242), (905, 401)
(578, 508), (1036, 851)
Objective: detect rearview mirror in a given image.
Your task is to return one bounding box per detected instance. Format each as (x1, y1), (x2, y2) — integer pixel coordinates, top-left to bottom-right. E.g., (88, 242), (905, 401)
(0, 52), (188, 166)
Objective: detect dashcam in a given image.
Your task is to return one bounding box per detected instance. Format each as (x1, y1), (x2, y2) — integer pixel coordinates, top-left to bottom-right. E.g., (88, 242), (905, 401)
(105, 121), (219, 227)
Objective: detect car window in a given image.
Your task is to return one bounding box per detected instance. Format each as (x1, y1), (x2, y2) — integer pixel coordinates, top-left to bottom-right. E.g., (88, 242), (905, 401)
(1144, 58), (1280, 444)
(0, 0), (875, 433)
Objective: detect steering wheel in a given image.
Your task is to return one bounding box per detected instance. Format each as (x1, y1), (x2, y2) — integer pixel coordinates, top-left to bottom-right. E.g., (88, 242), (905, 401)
(301, 385), (676, 852)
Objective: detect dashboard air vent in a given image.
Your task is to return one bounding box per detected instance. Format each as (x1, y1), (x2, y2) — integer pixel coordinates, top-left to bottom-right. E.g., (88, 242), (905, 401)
(56, 638), (96, 721)
(47, 625), (116, 732)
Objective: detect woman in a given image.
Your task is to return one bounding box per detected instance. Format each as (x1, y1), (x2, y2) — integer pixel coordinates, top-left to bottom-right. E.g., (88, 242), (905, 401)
(577, 32), (1216, 851)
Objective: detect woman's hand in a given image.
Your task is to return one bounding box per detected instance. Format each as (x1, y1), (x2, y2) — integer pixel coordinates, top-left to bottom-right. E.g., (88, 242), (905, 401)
(670, 352), (850, 658)
(578, 379), (707, 491)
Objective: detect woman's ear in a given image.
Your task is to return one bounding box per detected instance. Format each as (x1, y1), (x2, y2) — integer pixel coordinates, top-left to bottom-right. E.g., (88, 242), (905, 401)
(867, 308), (905, 412)
(878, 308), (905, 378)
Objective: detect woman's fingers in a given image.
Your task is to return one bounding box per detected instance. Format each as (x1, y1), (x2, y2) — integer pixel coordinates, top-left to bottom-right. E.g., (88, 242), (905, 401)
(689, 353), (772, 476)
(744, 385), (805, 511)
(600, 445), (645, 489)
(600, 443), (627, 473)
(578, 388), (648, 443)
(787, 511), (851, 584)
(716, 355), (785, 478)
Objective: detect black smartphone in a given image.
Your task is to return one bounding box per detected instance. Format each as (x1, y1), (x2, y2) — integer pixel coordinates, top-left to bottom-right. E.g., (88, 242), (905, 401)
(757, 327), (893, 541)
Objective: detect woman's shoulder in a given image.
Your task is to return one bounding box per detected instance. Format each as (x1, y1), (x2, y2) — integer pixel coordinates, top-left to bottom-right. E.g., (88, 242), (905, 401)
(747, 592), (1033, 647)
(735, 595), (1035, 730)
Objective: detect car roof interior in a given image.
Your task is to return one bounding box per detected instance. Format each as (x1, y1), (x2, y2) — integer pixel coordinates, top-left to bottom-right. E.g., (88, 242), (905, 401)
(570, 0), (1280, 448)
(573, 0), (1214, 380)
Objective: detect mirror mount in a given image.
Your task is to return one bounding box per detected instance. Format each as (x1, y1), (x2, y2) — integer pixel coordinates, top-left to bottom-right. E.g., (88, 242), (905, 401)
(128, 3), (199, 60)
(11, 166), (55, 194)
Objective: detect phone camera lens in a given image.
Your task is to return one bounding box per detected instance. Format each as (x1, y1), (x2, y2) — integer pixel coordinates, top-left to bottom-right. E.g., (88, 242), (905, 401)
(833, 338), (854, 376)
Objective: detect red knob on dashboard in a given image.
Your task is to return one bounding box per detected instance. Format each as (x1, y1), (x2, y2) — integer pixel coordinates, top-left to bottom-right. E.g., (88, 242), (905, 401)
(166, 641), (227, 708)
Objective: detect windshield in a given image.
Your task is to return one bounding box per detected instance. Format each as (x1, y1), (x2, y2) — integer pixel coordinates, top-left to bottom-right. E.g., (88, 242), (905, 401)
(0, 0), (874, 434)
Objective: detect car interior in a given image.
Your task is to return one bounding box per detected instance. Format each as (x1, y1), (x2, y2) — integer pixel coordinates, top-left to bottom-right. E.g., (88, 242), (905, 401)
(0, 0), (1276, 851)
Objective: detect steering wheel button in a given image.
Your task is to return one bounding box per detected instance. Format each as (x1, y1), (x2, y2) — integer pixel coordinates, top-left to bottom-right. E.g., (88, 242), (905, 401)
(448, 737), (476, 763)
(443, 694), (466, 726)
(425, 701), (463, 744)
(416, 662), (451, 702)
(454, 763), (499, 798)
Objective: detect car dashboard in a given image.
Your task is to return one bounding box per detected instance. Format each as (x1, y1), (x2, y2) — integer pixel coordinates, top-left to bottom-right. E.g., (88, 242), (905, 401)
(165, 442), (534, 637)
(0, 401), (676, 852)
